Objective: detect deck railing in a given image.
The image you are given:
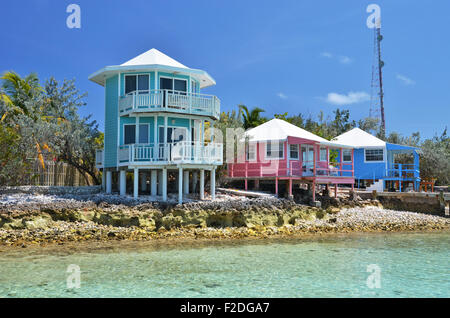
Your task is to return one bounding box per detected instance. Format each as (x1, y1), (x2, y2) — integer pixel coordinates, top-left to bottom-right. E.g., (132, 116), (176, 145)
(118, 142), (223, 165)
(386, 163), (420, 179)
(118, 89), (220, 119)
(228, 160), (354, 178)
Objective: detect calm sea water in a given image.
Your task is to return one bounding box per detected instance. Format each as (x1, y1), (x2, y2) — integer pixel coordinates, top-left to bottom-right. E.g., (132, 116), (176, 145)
(0, 232), (449, 297)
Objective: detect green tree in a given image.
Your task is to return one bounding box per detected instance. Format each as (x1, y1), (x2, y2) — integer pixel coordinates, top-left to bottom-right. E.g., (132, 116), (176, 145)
(238, 105), (267, 129)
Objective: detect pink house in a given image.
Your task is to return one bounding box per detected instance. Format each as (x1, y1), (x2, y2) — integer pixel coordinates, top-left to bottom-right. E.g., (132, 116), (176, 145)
(227, 119), (355, 201)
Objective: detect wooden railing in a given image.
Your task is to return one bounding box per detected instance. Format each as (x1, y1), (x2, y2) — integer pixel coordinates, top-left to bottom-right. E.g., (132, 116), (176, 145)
(118, 142), (223, 165)
(118, 89), (220, 119)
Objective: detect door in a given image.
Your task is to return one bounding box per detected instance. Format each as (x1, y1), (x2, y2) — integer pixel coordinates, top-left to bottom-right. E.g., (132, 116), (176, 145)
(160, 78), (173, 107)
(302, 145), (314, 176)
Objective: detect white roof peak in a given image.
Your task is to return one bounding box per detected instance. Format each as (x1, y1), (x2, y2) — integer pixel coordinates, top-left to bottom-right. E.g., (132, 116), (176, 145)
(333, 127), (386, 148)
(121, 48), (188, 69)
(245, 118), (329, 143)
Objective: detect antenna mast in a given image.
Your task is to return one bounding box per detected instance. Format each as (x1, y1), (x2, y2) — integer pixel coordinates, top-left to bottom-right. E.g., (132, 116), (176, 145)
(369, 25), (385, 138)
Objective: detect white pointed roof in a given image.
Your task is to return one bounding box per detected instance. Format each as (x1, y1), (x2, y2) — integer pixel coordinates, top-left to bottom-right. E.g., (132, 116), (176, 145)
(246, 119), (328, 143)
(332, 128), (386, 148)
(121, 48), (188, 68)
(89, 48), (215, 88)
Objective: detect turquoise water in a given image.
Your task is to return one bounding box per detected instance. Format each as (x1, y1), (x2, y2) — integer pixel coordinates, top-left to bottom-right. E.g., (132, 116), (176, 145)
(0, 232), (449, 297)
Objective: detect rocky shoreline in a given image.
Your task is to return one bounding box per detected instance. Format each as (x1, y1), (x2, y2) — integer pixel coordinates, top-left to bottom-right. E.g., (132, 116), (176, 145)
(0, 192), (449, 247)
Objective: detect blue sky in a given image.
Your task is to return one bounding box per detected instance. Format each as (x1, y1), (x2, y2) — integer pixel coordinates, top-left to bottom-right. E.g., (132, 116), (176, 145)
(1, 0), (449, 139)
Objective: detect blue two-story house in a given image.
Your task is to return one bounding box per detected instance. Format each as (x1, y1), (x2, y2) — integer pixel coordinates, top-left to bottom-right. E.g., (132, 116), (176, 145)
(333, 128), (420, 192)
(90, 49), (222, 203)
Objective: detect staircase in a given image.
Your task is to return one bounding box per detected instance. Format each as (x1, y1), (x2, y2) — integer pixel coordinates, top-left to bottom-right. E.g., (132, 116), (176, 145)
(366, 180), (384, 192)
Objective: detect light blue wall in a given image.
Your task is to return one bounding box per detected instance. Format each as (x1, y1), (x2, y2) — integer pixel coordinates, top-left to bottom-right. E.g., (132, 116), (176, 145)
(104, 75), (118, 168)
(118, 71), (200, 96)
(118, 116), (191, 145)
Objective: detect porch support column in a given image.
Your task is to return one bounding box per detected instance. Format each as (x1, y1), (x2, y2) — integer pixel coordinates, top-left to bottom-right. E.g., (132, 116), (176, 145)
(254, 179), (260, 190)
(154, 115), (158, 160)
(199, 169), (205, 200)
(162, 168), (167, 201)
(334, 184), (338, 198)
(120, 170), (126, 196)
(106, 170), (112, 194)
(245, 179), (248, 190)
(288, 179), (293, 199)
(211, 168), (216, 200)
(158, 170), (163, 195)
(178, 167), (183, 204)
(101, 171), (105, 191)
(183, 170), (189, 194)
(312, 180), (316, 202)
(140, 172), (147, 192)
(275, 178), (278, 196)
(151, 170), (157, 196)
(133, 168), (139, 198)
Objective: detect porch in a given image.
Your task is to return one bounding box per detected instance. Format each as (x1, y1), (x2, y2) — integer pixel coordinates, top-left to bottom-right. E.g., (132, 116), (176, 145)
(118, 89), (220, 119)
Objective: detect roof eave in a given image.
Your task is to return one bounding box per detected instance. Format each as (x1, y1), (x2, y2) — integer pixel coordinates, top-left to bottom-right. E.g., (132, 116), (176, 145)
(88, 64), (216, 88)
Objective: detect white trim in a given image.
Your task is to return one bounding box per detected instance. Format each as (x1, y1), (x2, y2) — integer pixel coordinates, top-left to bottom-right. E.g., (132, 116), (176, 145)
(264, 141), (285, 161)
(342, 149), (352, 163)
(124, 73), (150, 95)
(246, 143), (257, 161)
(288, 144), (299, 160)
(364, 147), (386, 163)
(158, 125), (188, 143)
(159, 75), (188, 93)
(319, 147), (327, 162)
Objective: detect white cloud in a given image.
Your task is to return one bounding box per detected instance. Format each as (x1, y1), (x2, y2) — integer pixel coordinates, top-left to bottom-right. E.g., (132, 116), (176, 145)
(338, 55), (352, 64)
(396, 74), (415, 86)
(277, 93), (288, 99)
(320, 52), (333, 58)
(325, 91), (370, 105)
(320, 52), (352, 64)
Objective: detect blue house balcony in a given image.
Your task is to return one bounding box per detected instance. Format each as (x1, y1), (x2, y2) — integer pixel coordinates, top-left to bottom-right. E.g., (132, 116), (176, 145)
(119, 89), (220, 120)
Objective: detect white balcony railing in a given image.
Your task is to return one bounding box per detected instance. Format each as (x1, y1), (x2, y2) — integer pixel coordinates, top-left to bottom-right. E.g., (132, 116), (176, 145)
(118, 142), (223, 165)
(118, 89), (220, 119)
(95, 149), (104, 168)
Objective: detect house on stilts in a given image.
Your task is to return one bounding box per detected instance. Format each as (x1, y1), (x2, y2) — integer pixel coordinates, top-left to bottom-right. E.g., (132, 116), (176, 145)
(91, 48), (223, 204)
(333, 128), (420, 192)
(227, 119), (355, 201)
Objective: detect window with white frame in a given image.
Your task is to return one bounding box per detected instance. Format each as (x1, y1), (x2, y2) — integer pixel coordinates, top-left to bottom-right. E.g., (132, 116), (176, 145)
(266, 142), (284, 159)
(246, 143), (256, 161)
(365, 148), (384, 162)
(320, 148), (327, 161)
(124, 125), (136, 145)
(343, 149), (352, 162)
(160, 77), (187, 94)
(289, 144), (299, 159)
(125, 75), (149, 95)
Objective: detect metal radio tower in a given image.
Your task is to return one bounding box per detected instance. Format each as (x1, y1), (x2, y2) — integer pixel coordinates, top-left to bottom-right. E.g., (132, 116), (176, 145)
(369, 26), (386, 138)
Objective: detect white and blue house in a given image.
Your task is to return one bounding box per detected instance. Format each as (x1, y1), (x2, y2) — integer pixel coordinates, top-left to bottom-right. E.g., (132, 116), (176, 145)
(333, 128), (420, 192)
(90, 49), (222, 203)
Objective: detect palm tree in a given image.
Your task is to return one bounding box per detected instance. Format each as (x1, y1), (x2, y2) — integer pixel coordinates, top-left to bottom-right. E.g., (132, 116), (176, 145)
(238, 104), (266, 129)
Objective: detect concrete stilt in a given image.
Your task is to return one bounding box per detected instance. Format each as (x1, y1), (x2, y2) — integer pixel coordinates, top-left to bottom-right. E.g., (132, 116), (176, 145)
(275, 178), (278, 196)
(106, 171), (112, 194)
(312, 180), (316, 202)
(120, 170), (126, 196)
(151, 170), (157, 197)
(211, 168), (216, 200)
(183, 170), (189, 194)
(101, 171), (105, 191)
(178, 167), (183, 204)
(162, 168), (167, 201)
(335, 184), (338, 198)
(288, 179), (293, 199)
(133, 168), (139, 198)
(199, 169), (204, 200)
